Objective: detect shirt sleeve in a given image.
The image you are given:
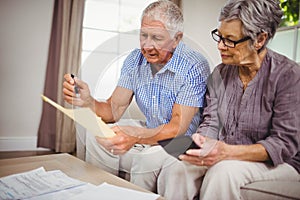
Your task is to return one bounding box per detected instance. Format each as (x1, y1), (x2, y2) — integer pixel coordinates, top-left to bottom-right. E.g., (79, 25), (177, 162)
(258, 65), (300, 166)
(196, 67), (222, 139)
(117, 49), (141, 90)
(176, 60), (210, 108)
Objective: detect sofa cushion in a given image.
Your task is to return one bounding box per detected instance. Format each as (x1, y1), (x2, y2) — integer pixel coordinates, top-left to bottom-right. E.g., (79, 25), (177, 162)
(241, 181), (300, 200)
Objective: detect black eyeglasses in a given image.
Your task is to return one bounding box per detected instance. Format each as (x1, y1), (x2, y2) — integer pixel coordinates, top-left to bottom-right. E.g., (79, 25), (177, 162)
(211, 29), (251, 48)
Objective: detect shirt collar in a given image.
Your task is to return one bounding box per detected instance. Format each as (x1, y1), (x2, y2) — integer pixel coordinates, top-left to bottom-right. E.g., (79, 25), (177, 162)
(142, 41), (185, 74)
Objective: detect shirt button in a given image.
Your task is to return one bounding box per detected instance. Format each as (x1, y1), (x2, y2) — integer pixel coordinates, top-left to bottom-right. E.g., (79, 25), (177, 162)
(152, 96), (156, 99)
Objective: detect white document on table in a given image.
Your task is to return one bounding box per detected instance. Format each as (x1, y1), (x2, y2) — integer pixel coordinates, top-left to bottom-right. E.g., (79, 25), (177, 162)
(0, 167), (86, 200)
(0, 168), (160, 200)
(28, 183), (97, 200)
(69, 182), (160, 200)
(41, 95), (116, 138)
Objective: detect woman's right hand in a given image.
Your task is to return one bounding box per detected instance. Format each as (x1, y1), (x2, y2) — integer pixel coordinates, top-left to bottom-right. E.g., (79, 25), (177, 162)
(63, 74), (94, 108)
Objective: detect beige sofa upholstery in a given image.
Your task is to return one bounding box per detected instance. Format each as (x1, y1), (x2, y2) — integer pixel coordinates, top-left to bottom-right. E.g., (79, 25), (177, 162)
(241, 180), (300, 200)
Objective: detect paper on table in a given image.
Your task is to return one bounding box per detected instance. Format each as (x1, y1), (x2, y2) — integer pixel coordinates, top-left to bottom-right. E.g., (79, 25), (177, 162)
(0, 167), (86, 200)
(41, 95), (115, 138)
(69, 182), (160, 200)
(28, 183), (98, 200)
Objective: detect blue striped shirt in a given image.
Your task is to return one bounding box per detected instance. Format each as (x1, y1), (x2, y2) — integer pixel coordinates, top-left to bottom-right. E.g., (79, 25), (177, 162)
(117, 41), (210, 136)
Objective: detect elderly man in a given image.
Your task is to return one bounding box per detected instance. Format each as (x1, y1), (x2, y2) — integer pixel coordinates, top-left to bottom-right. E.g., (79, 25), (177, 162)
(63, 1), (210, 199)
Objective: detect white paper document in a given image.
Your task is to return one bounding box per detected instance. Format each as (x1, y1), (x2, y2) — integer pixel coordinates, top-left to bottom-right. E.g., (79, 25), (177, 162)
(0, 168), (160, 200)
(41, 95), (115, 138)
(28, 183), (97, 200)
(0, 167), (86, 200)
(69, 182), (160, 200)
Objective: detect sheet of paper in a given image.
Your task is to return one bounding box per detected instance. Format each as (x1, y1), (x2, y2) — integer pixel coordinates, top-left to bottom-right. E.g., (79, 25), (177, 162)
(41, 95), (115, 138)
(28, 183), (97, 200)
(69, 182), (160, 200)
(0, 167), (86, 200)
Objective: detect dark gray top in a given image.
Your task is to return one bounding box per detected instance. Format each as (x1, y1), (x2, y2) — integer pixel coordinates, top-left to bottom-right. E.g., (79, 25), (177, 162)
(197, 49), (300, 173)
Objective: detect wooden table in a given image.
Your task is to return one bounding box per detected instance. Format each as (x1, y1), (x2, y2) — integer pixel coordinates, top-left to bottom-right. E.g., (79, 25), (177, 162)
(0, 153), (162, 199)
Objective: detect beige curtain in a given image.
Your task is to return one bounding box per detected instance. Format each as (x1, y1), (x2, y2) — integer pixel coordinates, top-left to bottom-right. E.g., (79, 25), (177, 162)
(38, 0), (85, 152)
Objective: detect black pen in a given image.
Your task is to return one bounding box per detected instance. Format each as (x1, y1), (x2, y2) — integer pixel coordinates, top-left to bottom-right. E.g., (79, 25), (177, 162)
(70, 74), (80, 98)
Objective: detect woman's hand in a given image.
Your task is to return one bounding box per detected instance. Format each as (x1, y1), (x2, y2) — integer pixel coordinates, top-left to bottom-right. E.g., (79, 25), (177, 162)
(63, 74), (94, 108)
(179, 134), (228, 166)
(95, 125), (140, 155)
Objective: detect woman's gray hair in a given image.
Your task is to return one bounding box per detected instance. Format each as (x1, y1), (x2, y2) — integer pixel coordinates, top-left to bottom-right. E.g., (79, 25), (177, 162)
(141, 0), (184, 37)
(219, 0), (283, 49)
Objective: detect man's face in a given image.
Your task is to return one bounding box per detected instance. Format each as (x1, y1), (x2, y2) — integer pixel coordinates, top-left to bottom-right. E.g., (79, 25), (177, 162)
(140, 17), (178, 65)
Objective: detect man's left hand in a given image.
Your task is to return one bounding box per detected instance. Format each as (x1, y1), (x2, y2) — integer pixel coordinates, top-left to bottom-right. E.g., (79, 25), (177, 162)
(95, 125), (140, 155)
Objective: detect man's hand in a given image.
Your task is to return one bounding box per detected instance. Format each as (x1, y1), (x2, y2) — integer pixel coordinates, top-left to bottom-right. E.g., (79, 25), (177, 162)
(63, 74), (94, 107)
(95, 125), (140, 155)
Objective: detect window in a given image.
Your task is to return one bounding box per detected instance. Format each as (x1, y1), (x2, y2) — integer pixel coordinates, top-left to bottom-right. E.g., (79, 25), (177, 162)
(81, 0), (156, 98)
(268, 0), (300, 63)
(279, 0), (299, 27)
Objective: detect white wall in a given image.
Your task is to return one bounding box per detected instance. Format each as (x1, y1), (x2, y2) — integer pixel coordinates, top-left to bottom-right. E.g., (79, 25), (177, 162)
(0, 0), (54, 150)
(183, 0), (227, 69)
(0, 0), (225, 151)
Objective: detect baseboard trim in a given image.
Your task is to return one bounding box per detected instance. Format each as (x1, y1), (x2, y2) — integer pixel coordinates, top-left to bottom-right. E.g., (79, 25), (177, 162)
(0, 137), (50, 151)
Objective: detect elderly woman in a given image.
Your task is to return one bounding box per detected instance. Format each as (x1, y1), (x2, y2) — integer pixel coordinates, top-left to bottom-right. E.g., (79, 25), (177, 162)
(180, 0), (300, 199)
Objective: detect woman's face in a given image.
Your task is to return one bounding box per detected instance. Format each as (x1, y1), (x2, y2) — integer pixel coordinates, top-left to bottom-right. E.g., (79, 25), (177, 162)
(216, 20), (255, 66)
(140, 17), (180, 65)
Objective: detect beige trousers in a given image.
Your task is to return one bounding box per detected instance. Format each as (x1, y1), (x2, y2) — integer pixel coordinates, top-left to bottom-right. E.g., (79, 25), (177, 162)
(85, 131), (206, 200)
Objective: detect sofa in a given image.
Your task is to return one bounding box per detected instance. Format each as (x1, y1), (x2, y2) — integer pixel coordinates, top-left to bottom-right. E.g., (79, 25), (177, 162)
(76, 101), (300, 199)
(241, 180), (300, 200)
